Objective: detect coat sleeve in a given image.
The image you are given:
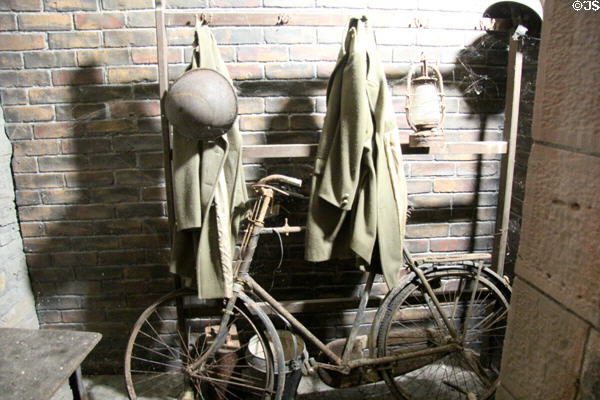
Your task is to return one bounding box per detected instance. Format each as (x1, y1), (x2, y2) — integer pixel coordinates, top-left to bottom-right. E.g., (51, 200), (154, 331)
(316, 25), (371, 211)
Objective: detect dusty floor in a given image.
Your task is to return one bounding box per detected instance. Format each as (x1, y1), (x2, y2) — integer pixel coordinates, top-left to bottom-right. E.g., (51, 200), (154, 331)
(76, 374), (395, 400)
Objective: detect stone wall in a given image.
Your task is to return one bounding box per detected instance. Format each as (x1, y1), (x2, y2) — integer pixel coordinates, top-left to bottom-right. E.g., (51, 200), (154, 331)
(497, 0), (599, 399)
(0, 0), (536, 372)
(0, 98), (39, 329)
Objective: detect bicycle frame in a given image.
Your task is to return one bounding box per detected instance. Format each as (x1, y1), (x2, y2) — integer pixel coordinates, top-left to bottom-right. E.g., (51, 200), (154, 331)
(192, 174), (468, 377)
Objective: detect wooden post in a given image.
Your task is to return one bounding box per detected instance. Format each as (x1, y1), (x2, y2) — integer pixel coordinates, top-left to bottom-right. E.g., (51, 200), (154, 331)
(492, 26), (525, 275)
(156, 0), (176, 238)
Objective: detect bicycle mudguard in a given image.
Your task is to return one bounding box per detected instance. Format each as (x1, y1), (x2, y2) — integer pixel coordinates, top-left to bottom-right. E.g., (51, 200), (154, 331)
(366, 262), (512, 358)
(237, 291), (287, 400)
(424, 263), (513, 297)
(367, 270), (417, 357)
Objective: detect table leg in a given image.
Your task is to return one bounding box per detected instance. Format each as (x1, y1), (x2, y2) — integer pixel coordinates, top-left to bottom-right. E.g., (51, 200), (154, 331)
(68, 366), (87, 400)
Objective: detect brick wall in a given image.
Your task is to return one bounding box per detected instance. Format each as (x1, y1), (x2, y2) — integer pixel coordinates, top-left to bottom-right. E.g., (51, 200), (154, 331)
(0, 0), (534, 373)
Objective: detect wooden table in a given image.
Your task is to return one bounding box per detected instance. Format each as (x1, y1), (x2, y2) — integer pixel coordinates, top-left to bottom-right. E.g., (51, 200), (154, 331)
(0, 328), (101, 400)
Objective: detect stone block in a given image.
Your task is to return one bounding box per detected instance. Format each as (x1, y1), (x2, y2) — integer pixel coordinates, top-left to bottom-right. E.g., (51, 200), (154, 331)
(126, 11), (155, 28)
(24, 51), (76, 68)
(500, 278), (587, 400)
(532, 0), (600, 154)
(290, 45), (339, 61)
(0, 53), (22, 69)
(104, 29), (156, 47)
(374, 28), (416, 46)
(516, 145), (599, 325)
(107, 67), (157, 83)
(108, 100), (160, 118)
(290, 115), (324, 130)
(266, 97), (313, 113)
(56, 103), (107, 121)
(102, 0), (153, 9)
(411, 161), (455, 177)
(0, 33), (45, 50)
(264, 27), (315, 44)
(238, 97), (264, 114)
(74, 12), (125, 30)
(211, 0), (259, 6)
(131, 47), (180, 64)
(45, 0), (98, 11)
(11, 157), (37, 173)
(240, 115), (289, 131)
(405, 223), (448, 238)
(226, 63), (263, 80)
(4, 105), (53, 122)
(1, 89), (27, 106)
(60, 138), (111, 154)
(49, 31), (101, 49)
(0, 70), (50, 87)
(238, 45), (288, 62)
(77, 49), (130, 66)
(18, 13), (72, 31)
(266, 63), (314, 79)
(577, 328), (600, 400)
(52, 68), (103, 85)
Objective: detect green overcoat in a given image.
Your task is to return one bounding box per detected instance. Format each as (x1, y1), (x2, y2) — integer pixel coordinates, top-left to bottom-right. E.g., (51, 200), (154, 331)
(169, 25), (248, 299)
(305, 17), (408, 289)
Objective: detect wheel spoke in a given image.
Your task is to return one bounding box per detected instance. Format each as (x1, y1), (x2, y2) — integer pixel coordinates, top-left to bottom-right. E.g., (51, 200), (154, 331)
(378, 268), (510, 400)
(125, 291), (276, 399)
(193, 372), (276, 394)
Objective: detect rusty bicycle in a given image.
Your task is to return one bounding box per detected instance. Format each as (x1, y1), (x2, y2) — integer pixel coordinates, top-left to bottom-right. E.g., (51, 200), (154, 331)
(124, 174), (511, 400)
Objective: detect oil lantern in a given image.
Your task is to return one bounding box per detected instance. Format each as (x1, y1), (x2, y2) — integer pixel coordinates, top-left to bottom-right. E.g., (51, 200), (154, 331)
(406, 55), (446, 146)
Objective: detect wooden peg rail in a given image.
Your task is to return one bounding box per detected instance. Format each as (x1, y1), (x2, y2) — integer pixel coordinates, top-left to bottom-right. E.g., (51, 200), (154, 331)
(156, 1), (519, 275)
(242, 140), (507, 160)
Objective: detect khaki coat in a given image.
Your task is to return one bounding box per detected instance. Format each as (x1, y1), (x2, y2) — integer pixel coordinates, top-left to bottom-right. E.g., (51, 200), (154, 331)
(169, 25), (248, 299)
(305, 17), (408, 289)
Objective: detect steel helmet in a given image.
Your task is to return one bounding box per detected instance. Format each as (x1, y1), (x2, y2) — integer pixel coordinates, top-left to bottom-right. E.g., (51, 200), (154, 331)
(166, 68), (238, 140)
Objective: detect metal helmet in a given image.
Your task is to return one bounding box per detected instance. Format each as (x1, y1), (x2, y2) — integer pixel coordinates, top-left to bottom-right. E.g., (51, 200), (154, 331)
(166, 68), (238, 140)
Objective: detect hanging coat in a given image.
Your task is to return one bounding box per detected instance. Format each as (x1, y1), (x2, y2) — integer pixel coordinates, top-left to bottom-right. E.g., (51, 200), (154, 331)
(169, 24), (248, 299)
(304, 17), (408, 289)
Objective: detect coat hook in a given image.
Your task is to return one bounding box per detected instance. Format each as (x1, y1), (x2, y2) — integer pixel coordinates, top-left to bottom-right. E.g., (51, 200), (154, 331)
(196, 13), (211, 26)
(276, 14), (290, 25)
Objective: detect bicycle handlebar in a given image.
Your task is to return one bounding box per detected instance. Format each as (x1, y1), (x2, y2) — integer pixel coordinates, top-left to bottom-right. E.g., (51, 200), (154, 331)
(256, 174), (303, 188)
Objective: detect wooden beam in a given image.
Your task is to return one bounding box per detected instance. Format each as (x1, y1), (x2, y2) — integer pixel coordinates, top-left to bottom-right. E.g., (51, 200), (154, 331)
(242, 140), (506, 159)
(243, 144), (316, 159)
(492, 27), (525, 275)
(156, 0), (176, 238)
(256, 296), (384, 315)
(443, 141), (507, 155)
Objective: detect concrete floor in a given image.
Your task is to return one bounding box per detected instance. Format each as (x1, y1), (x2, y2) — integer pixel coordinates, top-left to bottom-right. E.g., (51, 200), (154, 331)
(79, 374), (395, 400)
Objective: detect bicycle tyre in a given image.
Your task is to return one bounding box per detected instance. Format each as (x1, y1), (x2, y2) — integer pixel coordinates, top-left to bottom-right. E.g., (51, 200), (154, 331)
(376, 265), (511, 400)
(124, 288), (283, 400)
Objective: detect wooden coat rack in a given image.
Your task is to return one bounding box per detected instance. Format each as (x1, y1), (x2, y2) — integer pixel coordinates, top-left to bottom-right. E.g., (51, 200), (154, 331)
(154, 0), (523, 275)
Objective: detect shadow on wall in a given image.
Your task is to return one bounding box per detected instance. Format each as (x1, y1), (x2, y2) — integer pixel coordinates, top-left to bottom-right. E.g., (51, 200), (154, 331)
(26, 63), (175, 373)
(454, 27), (540, 277)
(456, 30), (510, 256)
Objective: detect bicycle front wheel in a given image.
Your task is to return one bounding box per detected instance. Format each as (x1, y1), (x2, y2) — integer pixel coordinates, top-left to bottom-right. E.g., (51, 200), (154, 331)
(124, 288), (279, 400)
(376, 266), (510, 400)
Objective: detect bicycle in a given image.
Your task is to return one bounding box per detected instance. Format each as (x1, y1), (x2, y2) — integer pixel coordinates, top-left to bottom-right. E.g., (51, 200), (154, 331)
(124, 174), (511, 400)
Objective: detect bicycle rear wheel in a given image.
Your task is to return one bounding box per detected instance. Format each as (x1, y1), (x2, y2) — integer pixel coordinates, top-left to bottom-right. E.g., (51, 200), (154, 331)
(376, 265), (510, 400)
(124, 288), (279, 399)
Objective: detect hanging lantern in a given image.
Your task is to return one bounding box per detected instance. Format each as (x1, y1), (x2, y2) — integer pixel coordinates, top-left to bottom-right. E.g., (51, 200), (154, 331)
(406, 55), (446, 147)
